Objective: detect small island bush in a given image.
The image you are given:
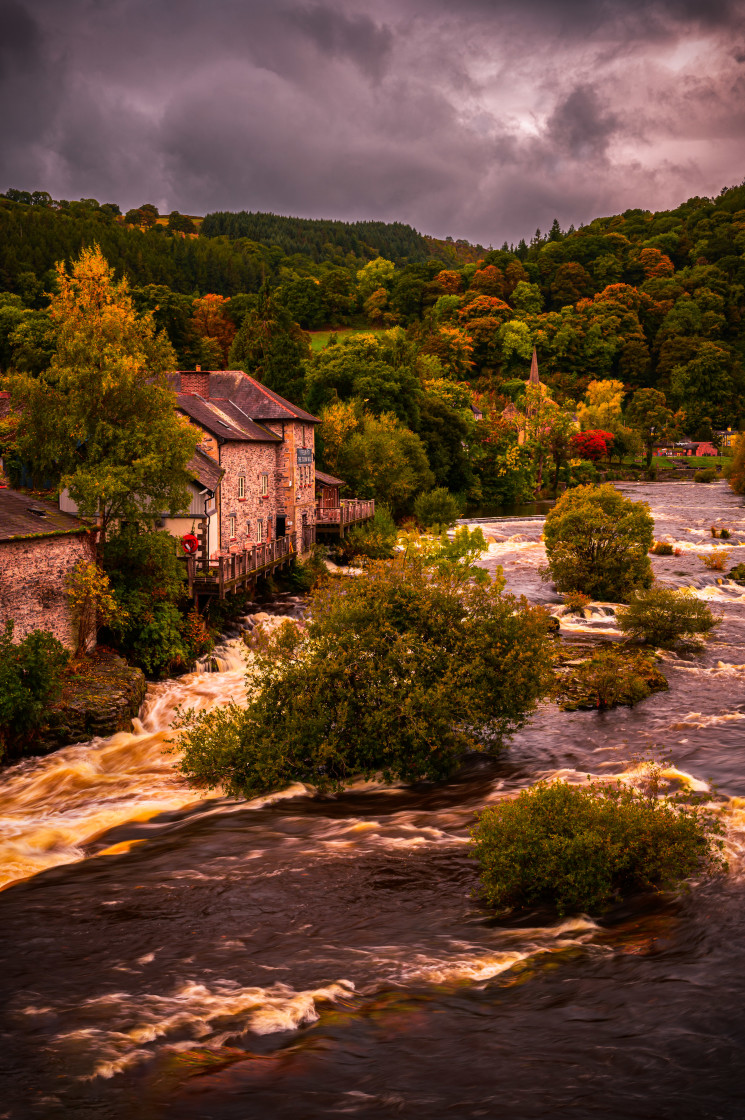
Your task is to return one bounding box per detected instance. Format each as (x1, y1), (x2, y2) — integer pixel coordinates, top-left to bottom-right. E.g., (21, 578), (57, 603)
(470, 778), (725, 915)
(650, 541), (674, 555)
(616, 587), (719, 648)
(562, 590), (592, 613)
(694, 468), (718, 483)
(729, 562), (745, 582)
(413, 487), (463, 530)
(0, 622), (70, 759)
(555, 646), (667, 710)
(543, 484), (653, 602)
(176, 550), (553, 797)
(699, 549), (730, 572)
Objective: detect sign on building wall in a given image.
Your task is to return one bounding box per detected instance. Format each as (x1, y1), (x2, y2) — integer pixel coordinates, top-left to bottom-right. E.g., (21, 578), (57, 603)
(296, 449), (313, 464)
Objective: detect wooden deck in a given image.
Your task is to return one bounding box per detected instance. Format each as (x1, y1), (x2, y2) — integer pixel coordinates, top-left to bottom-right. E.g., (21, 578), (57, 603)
(186, 535), (301, 600)
(315, 499), (375, 537)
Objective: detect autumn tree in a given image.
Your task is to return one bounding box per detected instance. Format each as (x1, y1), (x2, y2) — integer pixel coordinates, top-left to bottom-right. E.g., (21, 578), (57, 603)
(10, 246), (199, 556)
(189, 293), (237, 368)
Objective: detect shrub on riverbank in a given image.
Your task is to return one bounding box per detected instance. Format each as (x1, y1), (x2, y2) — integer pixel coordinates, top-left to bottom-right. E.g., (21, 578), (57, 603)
(0, 622), (69, 759)
(104, 528), (212, 677)
(470, 778), (725, 915)
(694, 468), (718, 483)
(543, 484), (653, 602)
(617, 588), (719, 648)
(650, 541), (674, 555)
(175, 556), (553, 796)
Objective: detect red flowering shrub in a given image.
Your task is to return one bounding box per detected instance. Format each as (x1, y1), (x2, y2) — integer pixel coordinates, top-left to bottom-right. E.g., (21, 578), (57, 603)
(570, 430), (614, 462)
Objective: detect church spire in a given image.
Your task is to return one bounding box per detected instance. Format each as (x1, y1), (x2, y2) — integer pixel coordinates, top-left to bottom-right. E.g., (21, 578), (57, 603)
(529, 346), (540, 386)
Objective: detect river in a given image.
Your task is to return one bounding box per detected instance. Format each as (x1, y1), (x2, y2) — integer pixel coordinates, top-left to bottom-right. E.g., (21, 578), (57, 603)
(1, 480), (745, 1119)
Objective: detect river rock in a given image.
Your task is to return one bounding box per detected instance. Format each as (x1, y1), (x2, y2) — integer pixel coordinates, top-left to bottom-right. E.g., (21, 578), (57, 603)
(31, 650), (146, 756)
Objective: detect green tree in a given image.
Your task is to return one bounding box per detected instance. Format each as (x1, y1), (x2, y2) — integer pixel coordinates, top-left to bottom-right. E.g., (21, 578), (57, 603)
(229, 286), (310, 402)
(176, 558), (552, 796)
(9, 246), (199, 556)
(626, 388), (676, 471)
(356, 257), (396, 300)
(340, 411), (434, 516)
(543, 484), (654, 601)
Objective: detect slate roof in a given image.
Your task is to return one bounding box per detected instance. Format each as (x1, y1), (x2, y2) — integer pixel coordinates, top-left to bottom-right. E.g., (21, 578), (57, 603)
(176, 393), (281, 443)
(315, 470), (346, 488)
(0, 488), (88, 542)
(207, 372), (320, 424)
(187, 447), (224, 492)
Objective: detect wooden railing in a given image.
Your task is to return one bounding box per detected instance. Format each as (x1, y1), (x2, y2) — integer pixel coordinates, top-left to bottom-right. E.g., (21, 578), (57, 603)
(315, 499), (375, 525)
(186, 535), (293, 597)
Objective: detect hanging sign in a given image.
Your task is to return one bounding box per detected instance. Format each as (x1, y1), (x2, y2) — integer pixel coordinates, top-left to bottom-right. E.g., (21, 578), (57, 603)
(296, 448), (313, 464)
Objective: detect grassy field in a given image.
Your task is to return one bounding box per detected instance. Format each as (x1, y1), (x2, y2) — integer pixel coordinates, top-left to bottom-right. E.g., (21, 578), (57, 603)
(307, 327), (386, 352)
(651, 455), (731, 468)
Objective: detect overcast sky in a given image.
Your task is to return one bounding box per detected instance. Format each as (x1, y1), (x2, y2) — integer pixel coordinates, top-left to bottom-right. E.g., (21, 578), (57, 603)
(2, 0), (745, 245)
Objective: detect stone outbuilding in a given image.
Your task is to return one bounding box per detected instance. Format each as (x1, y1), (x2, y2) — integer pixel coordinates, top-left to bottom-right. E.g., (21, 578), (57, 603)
(0, 488), (94, 649)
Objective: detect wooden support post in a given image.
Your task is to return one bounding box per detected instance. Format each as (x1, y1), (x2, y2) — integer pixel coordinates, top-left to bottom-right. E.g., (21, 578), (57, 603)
(219, 556), (225, 600)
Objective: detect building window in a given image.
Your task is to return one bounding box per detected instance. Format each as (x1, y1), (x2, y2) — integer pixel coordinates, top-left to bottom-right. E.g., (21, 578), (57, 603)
(261, 473), (268, 496)
(238, 476), (245, 499)
(257, 519), (263, 542)
(229, 514), (237, 539)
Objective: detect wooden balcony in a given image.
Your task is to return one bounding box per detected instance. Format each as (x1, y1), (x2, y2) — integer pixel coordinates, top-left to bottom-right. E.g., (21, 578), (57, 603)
(315, 499), (375, 536)
(186, 535), (298, 600)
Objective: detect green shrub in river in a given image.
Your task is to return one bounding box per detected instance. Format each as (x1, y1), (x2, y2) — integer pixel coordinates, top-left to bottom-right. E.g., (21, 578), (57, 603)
(470, 777), (726, 915)
(554, 646), (667, 710)
(175, 556), (553, 797)
(543, 484), (653, 602)
(694, 468), (718, 483)
(616, 587), (719, 648)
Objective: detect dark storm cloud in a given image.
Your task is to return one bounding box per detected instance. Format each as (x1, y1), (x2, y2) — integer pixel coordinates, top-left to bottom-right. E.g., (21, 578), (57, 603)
(2, 0), (745, 243)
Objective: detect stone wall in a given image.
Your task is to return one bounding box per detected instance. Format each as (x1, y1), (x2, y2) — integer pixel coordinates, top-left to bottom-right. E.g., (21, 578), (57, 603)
(219, 441), (281, 548)
(0, 531), (94, 648)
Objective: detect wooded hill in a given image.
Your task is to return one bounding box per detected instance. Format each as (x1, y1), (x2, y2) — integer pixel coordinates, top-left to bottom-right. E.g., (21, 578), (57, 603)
(1, 181), (744, 440)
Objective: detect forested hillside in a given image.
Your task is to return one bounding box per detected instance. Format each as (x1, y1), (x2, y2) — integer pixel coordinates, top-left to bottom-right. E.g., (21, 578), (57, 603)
(2, 182), (744, 512)
(200, 211), (439, 263)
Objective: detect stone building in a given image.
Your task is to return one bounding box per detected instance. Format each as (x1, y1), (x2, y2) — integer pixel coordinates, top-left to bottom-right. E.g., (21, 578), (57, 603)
(0, 488), (94, 649)
(171, 370), (320, 557)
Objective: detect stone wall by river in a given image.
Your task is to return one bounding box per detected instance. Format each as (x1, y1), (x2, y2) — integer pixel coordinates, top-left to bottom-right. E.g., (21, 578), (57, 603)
(1, 480), (745, 1120)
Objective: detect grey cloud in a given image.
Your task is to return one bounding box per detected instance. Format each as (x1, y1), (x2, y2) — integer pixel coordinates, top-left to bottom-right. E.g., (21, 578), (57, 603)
(1, 0), (745, 244)
(286, 4), (394, 79)
(547, 85), (619, 161)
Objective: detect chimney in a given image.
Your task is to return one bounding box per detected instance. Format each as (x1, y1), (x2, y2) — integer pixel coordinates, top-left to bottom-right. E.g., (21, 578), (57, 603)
(180, 370), (210, 398)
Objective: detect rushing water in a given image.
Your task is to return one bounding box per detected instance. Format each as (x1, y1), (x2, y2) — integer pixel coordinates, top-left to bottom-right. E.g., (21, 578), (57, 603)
(2, 481), (745, 1119)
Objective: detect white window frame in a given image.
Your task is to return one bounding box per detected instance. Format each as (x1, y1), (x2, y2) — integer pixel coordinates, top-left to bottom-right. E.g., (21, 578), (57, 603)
(256, 519), (263, 542)
(229, 514), (237, 539)
(238, 476), (245, 499)
(261, 473), (268, 496)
